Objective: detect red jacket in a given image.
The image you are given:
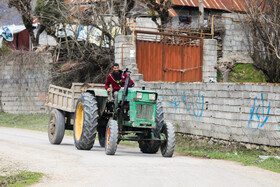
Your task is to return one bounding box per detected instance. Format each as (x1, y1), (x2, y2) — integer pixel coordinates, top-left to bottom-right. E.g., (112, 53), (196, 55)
(105, 71), (134, 92)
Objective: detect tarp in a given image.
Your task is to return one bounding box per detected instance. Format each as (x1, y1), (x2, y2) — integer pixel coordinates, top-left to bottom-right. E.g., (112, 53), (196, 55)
(76, 25), (102, 45)
(0, 26), (14, 41)
(6, 25), (26, 34)
(0, 24), (26, 47)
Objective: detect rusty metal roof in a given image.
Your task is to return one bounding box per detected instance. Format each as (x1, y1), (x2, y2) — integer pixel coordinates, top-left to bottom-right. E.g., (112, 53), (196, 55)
(172, 0), (247, 12)
(65, 0), (247, 16)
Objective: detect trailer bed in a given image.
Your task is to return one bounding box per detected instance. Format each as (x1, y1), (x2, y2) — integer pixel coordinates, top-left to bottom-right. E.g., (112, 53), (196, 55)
(46, 83), (105, 112)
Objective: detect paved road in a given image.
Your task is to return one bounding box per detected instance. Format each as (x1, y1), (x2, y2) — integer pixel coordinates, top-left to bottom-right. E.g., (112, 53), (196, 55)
(0, 127), (279, 187)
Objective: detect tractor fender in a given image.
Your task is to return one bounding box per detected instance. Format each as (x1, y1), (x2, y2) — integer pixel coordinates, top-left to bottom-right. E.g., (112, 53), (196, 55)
(86, 88), (108, 117)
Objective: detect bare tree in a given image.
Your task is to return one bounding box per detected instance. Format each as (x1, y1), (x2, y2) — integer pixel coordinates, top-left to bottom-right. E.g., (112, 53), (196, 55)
(34, 0), (136, 86)
(142, 0), (172, 28)
(242, 0), (280, 82)
(8, 0), (40, 47)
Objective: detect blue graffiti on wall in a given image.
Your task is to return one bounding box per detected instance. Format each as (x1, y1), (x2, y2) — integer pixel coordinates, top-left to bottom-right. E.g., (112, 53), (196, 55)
(275, 109), (280, 131)
(247, 93), (271, 129)
(182, 91), (191, 112)
(169, 90), (180, 112)
(168, 90), (204, 120)
(181, 91), (204, 120)
(193, 92), (204, 120)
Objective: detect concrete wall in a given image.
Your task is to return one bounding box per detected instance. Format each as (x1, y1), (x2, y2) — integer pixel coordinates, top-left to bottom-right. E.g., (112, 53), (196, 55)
(116, 35), (280, 146)
(202, 39), (217, 82)
(0, 52), (52, 113)
(135, 17), (159, 30)
(171, 8), (212, 29)
(139, 82), (280, 146)
(221, 13), (252, 63)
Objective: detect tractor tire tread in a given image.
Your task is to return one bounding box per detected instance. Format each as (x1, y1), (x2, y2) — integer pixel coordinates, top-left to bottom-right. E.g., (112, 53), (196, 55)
(155, 100), (164, 135)
(138, 141), (160, 153)
(74, 92), (99, 150)
(48, 109), (65, 144)
(161, 122), (175, 157)
(105, 120), (118, 155)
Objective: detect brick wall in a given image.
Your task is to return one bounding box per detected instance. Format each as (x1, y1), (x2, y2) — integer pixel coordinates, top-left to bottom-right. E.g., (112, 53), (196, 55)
(0, 52), (52, 113)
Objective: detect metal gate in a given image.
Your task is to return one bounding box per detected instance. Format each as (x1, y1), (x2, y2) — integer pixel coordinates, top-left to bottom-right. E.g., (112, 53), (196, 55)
(136, 30), (203, 82)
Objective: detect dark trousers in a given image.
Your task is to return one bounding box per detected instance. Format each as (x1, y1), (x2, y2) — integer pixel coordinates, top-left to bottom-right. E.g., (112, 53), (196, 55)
(113, 91), (119, 109)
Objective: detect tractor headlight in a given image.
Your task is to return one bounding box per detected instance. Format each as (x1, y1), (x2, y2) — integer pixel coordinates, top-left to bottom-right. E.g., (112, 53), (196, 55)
(136, 92), (143, 99)
(149, 94), (156, 101)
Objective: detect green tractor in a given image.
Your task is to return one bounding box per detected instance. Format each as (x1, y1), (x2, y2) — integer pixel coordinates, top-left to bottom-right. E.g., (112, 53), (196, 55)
(48, 70), (175, 157)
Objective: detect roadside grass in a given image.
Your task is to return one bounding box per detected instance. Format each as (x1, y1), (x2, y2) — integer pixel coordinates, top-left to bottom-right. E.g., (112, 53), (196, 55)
(0, 111), (49, 132)
(0, 111), (73, 136)
(175, 134), (280, 174)
(1, 112), (280, 174)
(0, 170), (43, 187)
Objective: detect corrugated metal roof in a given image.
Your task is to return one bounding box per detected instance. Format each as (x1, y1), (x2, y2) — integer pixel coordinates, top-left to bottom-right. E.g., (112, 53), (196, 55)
(169, 9), (178, 16)
(172, 0), (247, 12)
(65, 0), (247, 15)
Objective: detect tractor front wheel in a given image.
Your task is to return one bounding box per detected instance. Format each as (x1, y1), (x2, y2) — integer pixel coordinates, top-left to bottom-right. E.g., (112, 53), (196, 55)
(156, 100), (164, 133)
(48, 109), (65, 144)
(138, 139), (160, 154)
(74, 92), (99, 150)
(161, 122), (175, 157)
(138, 100), (165, 154)
(105, 120), (118, 155)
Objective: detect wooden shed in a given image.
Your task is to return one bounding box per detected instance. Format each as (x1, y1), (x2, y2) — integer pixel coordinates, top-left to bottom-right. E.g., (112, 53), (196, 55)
(8, 29), (30, 51)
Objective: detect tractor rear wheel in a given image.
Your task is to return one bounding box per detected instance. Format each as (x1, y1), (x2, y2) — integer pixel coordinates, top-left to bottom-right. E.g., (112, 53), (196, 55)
(160, 122), (175, 157)
(74, 92), (99, 150)
(105, 120), (118, 155)
(48, 109), (65, 144)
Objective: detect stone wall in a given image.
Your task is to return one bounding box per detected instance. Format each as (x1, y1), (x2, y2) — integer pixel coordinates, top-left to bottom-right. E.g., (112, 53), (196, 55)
(0, 52), (52, 113)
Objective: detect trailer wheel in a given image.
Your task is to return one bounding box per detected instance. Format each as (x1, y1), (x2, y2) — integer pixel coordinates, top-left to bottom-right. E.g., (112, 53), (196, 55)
(161, 122), (175, 157)
(74, 92), (99, 150)
(48, 109), (65, 144)
(105, 120), (118, 155)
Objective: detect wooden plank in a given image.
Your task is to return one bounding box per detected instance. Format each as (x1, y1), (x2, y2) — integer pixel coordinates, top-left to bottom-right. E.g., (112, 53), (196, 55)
(46, 83), (105, 113)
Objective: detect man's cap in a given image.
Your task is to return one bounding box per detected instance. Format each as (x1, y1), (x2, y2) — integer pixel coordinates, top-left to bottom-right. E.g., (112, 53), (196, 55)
(113, 63), (119, 67)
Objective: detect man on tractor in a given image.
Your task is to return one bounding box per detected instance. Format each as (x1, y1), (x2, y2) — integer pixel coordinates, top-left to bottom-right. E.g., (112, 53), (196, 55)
(105, 63), (134, 110)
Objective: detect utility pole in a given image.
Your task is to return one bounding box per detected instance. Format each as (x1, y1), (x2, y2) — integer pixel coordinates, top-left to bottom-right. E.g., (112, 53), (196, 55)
(198, 0), (204, 32)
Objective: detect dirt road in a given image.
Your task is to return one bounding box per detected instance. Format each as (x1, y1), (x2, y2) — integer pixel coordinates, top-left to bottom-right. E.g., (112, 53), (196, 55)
(0, 127), (279, 187)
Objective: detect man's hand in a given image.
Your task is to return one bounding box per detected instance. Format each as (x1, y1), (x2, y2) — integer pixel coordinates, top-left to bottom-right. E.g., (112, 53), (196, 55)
(107, 88), (112, 92)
